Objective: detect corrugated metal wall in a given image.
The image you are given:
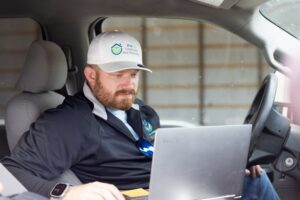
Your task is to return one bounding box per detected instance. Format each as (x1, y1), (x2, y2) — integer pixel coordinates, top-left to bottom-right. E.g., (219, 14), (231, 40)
(0, 18), (41, 119)
(0, 17), (273, 125)
(103, 17), (273, 125)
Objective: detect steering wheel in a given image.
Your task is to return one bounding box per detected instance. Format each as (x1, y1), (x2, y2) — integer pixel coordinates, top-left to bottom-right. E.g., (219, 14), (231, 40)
(244, 73), (278, 154)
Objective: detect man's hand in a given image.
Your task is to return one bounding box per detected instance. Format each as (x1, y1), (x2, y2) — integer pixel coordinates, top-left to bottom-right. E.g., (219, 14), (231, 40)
(245, 165), (263, 178)
(62, 182), (125, 200)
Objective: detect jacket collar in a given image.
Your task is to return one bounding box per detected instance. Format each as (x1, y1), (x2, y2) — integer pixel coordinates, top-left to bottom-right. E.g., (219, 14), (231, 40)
(83, 82), (140, 120)
(83, 82), (108, 120)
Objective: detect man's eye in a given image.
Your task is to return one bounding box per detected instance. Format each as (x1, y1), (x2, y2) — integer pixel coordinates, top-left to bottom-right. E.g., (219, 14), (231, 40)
(131, 73), (138, 78)
(112, 73), (122, 78)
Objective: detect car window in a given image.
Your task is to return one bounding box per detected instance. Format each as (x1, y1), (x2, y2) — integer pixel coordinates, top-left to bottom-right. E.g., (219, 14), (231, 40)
(260, 0), (300, 39)
(0, 18), (42, 122)
(101, 17), (274, 126)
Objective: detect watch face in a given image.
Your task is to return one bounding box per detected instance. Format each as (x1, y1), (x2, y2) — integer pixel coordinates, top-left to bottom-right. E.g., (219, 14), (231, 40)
(51, 183), (68, 196)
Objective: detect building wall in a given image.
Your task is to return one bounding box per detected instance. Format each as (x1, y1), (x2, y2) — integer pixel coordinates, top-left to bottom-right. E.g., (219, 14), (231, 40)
(0, 18), (41, 120)
(0, 17), (273, 125)
(103, 17), (273, 125)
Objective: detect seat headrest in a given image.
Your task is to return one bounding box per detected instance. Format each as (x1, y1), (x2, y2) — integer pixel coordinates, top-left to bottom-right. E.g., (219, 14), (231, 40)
(16, 40), (68, 93)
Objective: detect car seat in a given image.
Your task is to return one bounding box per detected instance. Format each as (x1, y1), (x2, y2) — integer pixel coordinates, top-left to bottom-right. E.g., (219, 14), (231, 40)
(5, 40), (82, 185)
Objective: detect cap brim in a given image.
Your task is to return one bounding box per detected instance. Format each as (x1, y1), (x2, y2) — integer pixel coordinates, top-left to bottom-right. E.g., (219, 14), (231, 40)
(98, 61), (152, 73)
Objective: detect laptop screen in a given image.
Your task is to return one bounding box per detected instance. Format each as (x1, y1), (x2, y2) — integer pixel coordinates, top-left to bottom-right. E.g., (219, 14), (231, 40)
(148, 125), (251, 200)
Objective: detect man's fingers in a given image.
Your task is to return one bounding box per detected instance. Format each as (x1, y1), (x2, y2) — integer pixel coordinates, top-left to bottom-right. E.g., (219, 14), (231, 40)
(245, 169), (250, 176)
(251, 165), (262, 177)
(86, 194), (105, 200)
(62, 182), (125, 200)
(250, 166), (257, 178)
(246, 165), (263, 178)
(93, 182), (125, 200)
(106, 184), (125, 200)
(255, 165), (263, 176)
(98, 188), (119, 200)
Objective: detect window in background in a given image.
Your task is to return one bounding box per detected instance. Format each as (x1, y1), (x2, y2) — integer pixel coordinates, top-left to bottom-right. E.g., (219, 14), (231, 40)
(0, 18), (42, 121)
(102, 17), (273, 125)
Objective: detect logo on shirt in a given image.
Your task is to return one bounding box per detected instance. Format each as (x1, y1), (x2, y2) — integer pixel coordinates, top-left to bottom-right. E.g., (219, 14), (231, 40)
(111, 43), (122, 55)
(143, 119), (155, 136)
(137, 138), (154, 156)
(139, 146), (154, 155)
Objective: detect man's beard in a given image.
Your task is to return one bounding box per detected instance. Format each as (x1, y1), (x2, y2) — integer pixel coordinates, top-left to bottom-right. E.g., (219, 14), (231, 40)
(92, 74), (137, 110)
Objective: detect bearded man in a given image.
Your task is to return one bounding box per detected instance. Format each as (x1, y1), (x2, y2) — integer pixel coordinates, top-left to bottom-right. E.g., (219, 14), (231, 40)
(1, 31), (279, 200)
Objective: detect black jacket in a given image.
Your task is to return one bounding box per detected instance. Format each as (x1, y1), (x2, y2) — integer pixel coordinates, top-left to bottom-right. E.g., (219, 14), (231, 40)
(1, 92), (160, 197)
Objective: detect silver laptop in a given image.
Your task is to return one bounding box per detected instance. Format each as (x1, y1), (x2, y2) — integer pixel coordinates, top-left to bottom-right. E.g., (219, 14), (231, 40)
(146, 125), (252, 200)
(0, 163), (27, 196)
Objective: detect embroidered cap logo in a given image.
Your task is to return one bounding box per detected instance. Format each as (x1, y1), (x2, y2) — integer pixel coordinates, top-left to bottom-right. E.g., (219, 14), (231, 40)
(111, 43), (122, 55)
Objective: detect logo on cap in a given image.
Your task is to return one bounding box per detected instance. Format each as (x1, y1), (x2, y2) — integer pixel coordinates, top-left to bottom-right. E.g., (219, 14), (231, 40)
(111, 43), (122, 55)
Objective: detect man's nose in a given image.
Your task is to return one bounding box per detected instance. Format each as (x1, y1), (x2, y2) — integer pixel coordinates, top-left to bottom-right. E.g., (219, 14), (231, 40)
(121, 76), (135, 89)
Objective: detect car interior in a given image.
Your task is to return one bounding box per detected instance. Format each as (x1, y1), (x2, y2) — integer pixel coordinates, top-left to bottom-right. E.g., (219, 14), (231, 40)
(1, 0), (300, 199)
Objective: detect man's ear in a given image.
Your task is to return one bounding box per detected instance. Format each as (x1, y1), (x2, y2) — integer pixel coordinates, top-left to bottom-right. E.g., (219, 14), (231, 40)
(84, 65), (97, 87)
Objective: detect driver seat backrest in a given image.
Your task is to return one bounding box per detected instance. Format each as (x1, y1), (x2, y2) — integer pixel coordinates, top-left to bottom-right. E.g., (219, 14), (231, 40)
(5, 40), (82, 185)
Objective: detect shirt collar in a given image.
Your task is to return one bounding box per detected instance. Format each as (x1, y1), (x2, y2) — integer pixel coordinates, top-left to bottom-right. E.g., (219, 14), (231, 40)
(83, 82), (108, 120)
(83, 82), (140, 120)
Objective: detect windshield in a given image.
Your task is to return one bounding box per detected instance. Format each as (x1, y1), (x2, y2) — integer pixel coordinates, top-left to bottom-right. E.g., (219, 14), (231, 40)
(260, 0), (300, 39)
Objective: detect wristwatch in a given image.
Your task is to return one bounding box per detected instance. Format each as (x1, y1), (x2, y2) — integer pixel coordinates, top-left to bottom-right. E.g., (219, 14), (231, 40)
(50, 183), (70, 200)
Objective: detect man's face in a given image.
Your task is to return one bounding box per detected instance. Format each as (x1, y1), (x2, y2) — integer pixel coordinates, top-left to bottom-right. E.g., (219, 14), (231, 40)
(89, 66), (140, 110)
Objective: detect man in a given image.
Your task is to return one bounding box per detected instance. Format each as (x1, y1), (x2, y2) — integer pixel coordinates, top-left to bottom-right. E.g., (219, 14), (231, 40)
(1, 31), (279, 200)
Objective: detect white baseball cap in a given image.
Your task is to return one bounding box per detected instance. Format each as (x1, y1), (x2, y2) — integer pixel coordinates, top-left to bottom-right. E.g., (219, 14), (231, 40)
(87, 31), (152, 73)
